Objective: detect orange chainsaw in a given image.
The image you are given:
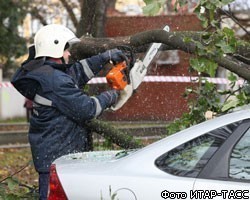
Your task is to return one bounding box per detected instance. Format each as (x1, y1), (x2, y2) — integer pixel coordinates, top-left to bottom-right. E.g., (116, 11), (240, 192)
(106, 61), (129, 90)
(106, 46), (134, 90)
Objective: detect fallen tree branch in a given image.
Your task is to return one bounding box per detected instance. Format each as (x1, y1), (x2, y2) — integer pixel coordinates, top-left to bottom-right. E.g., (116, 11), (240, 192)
(86, 119), (143, 149)
(72, 29), (250, 148)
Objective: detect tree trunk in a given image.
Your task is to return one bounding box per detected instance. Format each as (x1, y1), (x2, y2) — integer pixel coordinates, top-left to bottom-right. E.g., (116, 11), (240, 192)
(76, 0), (109, 37)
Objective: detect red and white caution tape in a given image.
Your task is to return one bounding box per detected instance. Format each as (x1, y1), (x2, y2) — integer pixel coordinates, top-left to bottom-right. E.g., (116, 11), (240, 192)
(0, 82), (13, 88)
(88, 77), (107, 84)
(80, 76), (245, 85)
(143, 76), (245, 85)
(0, 76), (245, 88)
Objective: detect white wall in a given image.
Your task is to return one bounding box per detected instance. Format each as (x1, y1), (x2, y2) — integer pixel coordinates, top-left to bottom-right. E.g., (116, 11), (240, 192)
(0, 83), (26, 120)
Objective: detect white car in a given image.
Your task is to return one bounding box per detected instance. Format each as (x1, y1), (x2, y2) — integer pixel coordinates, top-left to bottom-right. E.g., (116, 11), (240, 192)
(48, 106), (250, 200)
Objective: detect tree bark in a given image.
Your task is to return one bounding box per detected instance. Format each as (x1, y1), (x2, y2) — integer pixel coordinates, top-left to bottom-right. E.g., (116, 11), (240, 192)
(76, 0), (109, 37)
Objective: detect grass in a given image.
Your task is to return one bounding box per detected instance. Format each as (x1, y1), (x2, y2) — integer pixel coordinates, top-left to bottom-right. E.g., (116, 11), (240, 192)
(0, 117), (27, 123)
(0, 147), (38, 199)
(0, 148), (38, 186)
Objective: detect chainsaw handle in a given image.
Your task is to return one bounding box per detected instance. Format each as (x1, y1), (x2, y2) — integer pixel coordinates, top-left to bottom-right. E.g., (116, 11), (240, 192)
(116, 45), (136, 70)
(106, 61), (129, 90)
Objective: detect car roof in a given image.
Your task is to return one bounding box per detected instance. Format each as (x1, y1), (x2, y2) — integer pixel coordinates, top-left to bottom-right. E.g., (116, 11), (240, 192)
(119, 106), (250, 164)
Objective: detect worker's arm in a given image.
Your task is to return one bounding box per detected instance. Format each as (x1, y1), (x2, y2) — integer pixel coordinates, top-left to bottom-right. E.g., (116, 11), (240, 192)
(67, 49), (127, 88)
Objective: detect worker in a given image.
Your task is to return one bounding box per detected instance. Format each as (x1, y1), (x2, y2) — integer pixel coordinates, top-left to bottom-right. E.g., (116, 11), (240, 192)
(11, 24), (127, 200)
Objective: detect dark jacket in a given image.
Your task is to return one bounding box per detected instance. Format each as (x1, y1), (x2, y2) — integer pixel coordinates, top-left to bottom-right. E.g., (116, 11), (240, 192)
(11, 57), (117, 172)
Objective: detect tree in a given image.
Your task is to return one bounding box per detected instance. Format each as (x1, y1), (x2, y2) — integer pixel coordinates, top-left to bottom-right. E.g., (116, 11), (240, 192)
(0, 0), (27, 77)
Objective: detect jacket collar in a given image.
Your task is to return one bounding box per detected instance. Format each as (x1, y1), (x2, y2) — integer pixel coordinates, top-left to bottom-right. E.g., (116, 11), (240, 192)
(22, 57), (71, 72)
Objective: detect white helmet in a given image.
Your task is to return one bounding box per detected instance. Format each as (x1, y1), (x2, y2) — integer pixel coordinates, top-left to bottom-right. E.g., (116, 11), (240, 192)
(34, 24), (80, 58)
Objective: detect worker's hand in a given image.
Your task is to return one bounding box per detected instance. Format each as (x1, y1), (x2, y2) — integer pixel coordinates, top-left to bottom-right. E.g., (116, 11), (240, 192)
(111, 84), (133, 111)
(101, 90), (120, 107)
(101, 49), (128, 65)
(92, 90), (120, 117)
(84, 49), (128, 75)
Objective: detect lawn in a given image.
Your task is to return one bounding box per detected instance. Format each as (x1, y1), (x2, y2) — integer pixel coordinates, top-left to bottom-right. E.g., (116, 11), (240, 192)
(0, 147), (38, 199)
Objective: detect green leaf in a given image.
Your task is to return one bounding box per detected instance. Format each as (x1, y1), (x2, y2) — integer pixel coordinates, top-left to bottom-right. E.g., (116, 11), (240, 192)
(183, 36), (192, 43)
(6, 178), (18, 192)
(178, 0), (188, 7)
(211, 19), (220, 28)
(228, 73), (237, 82)
(159, 0), (166, 4)
(207, 61), (218, 77)
(205, 2), (216, 9)
(143, 0), (153, 4)
(190, 57), (217, 77)
(221, 99), (239, 112)
(221, 0), (235, 5)
(222, 27), (234, 37)
(142, 2), (161, 16)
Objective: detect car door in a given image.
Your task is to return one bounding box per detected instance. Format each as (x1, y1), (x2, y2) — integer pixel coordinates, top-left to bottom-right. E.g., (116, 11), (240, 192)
(193, 120), (250, 200)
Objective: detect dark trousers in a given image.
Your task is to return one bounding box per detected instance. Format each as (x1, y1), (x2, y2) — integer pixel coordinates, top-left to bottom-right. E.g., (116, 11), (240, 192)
(39, 172), (50, 200)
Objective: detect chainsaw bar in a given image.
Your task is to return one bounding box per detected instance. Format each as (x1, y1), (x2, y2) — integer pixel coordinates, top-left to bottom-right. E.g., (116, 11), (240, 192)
(130, 25), (170, 90)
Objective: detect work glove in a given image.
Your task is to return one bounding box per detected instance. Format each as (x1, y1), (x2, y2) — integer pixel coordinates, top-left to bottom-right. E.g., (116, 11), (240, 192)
(111, 84), (133, 111)
(100, 48), (128, 65)
(97, 90), (120, 110)
(85, 48), (128, 76)
(103, 90), (120, 106)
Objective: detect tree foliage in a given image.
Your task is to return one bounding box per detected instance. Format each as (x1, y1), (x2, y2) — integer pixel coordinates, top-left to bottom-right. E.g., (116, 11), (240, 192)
(0, 0), (27, 77)
(141, 0), (250, 132)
